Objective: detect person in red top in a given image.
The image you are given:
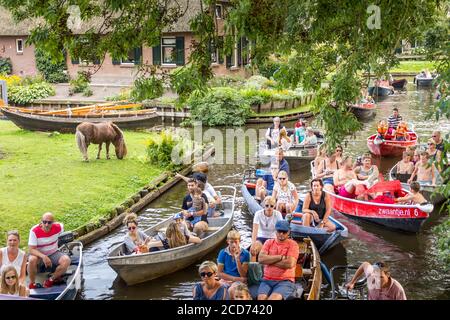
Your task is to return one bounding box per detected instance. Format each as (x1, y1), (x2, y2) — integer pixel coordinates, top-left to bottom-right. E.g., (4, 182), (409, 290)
(28, 212), (71, 289)
(257, 220), (299, 300)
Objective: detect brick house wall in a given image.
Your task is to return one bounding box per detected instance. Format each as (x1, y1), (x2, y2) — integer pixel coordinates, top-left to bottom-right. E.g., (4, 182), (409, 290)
(0, 36), (37, 76)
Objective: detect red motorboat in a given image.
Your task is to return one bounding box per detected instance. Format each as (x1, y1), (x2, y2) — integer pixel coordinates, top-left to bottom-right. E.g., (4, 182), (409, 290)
(367, 131), (418, 157)
(324, 183), (433, 233)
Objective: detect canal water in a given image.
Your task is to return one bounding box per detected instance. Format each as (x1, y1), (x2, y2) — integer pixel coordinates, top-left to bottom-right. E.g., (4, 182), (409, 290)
(80, 86), (449, 300)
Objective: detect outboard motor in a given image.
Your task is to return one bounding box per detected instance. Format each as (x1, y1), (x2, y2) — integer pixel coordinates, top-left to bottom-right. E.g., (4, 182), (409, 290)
(58, 231), (75, 247)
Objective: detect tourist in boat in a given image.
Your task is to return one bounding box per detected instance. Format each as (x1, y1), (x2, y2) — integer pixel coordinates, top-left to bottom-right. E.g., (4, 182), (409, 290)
(189, 184), (212, 219)
(299, 127), (318, 146)
(250, 196), (283, 258)
(265, 117), (285, 149)
(0, 230), (27, 285)
(394, 121), (409, 141)
(412, 149), (421, 165)
(165, 221), (202, 248)
(181, 179), (209, 236)
(233, 283), (252, 300)
(272, 170), (299, 217)
(122, 213), (165, 254)
(335, 145), (344, 164)
(426, 139), (441, 162)
(387, 108), (403, 136)
(408, 152), (436, 186)
(172, 212), (202, 244)
(257, 220), (299, 300)
(333, 156), (368, 199)
(395, 182), (428, 205)
(27, 212), (71, 289)
(316, 150), (340, 186)
(193, 261), (229, 300)
(396, 152), (415, 175)
(354, 153), (379, 187)
(217, 230), (250, 299)
(278, 127), (292, 151)
(294, 118), (306, 144)
(255, 163), (279, 202)
(431, 130), (444, 154)
(0, 266), (29, 297)
(346, 261), (406, 300)
(376, 120), (388, 140)
(275, 148), (290, 178)
(301, 178), (336, 232)
(313, 144), (327, 171)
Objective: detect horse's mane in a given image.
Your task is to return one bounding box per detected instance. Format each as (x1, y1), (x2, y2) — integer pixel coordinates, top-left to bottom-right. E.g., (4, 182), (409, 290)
(109, 122), (124, 140)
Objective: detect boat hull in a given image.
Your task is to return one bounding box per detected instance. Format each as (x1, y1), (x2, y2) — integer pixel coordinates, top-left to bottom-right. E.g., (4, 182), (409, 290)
(367, 132), (418, 157)
(415, 78), (435, 87)
(368, 86), (393, 97)
(1, 107), (160, 133)
(391, 79), (407, 89)
(350, 103), (376, 120)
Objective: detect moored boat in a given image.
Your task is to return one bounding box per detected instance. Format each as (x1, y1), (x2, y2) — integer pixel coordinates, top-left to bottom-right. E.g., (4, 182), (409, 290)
(414, 73), (438, 87)
(368, 85), (394, 97)
(390, 78), (408, 90)
(107, 186), (236, 285)
(367, 131), (418, 157)
(28, 233), (83, 300)
(241, 169), (348, 253)
(349, 102), (376, 120)
(388, 163), (446, 205)
(0, 106), (160, 133)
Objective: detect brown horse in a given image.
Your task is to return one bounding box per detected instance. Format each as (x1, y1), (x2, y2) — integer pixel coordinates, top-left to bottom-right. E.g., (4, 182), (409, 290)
(75, 122), (127, 161)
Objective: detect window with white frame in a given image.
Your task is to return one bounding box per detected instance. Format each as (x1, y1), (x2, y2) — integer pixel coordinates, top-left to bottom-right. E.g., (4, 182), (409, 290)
(121, 49), (136, 64)
(215, 4), (223, 19)
(16, 39), (23, 53)
(162, 37), (176, 65)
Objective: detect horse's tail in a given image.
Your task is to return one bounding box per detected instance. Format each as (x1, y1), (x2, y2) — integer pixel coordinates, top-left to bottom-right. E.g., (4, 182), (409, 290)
(75, 129), (87, 159)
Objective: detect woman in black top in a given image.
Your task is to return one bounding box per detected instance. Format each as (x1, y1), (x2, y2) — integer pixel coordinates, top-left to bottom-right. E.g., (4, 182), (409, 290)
(302, 178), (336, 232)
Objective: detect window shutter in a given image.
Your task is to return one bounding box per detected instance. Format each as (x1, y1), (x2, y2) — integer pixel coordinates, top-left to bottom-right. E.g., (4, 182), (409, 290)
(71, 55), (79, 64)
(152, 43), (161, 66)
(237, 38), (242, 67)
(93, 58), (100, 65)
(218, 36), (224, 64)
(175, 36), (185, 66)
(226, 55), (232, 68)
(242, 37), (249, 65)
(134, 47), (142, 65)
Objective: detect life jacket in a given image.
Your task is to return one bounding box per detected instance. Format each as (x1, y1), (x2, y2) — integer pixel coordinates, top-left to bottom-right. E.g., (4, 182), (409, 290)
(395, 124), (408, 138)
(377, 123), (388, 135)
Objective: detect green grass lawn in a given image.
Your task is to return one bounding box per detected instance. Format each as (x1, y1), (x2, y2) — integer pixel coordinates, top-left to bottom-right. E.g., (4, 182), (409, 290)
(0, 120), (164, 246)
(389, 61), (436, 73)
(253, 104), (312, 117)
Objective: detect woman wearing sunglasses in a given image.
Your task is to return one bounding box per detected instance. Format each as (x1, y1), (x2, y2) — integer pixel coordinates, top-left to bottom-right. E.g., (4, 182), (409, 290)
(0, 230), (27, 285)
(272, 170), (299, 217)
(193, 261), (228, 300)
(122, 213), (164, 254)
(250, 196), (284, 258)
(0, 265), (29, 297)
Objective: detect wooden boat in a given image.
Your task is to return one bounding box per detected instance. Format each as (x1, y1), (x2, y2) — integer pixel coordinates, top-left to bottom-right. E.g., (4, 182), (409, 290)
(310, 161), (433, 233)
(367, 131), (418, 157)
(390, 78), (408, 90)
(349, 102), (376, 120)
(0, 106), (160, 133)
(241, 169), (348, 253)
(414, 74), (437, 87)
(107, 186), (236, 285)
(368, 85), (394, 97)
(388, 163), (446, 205)
(28, 233), (83, 300)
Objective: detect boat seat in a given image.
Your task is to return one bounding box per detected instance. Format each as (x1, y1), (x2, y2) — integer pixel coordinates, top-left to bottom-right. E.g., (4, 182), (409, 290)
(206, 227), (221, 232)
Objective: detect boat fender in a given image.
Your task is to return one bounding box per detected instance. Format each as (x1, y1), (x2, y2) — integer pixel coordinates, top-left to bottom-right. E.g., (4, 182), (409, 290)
(418, 203), (434, 214)
(320, 261), (332, 285)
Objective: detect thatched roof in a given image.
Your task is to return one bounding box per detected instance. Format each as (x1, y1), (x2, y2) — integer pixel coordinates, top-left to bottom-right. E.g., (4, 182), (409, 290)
(0, 1), (205, 36)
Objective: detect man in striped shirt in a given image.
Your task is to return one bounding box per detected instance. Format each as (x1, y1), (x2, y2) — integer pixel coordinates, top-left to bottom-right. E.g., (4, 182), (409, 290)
(387, 108), (402, 135)
(28, 212), (71, 289)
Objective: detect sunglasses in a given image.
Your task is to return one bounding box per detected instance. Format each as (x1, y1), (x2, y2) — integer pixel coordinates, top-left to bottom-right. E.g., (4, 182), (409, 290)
(200, 272), (214, 278)
(128, 226), (136, 231)
(428, 143), (435, 145)
(265, 204), (275, 208)
(336, 149), (343, 152)
(431, 135), (437, 138)
(276, 230), (288, 234)
(41, 220), (53, 225)
(5, 275), (16, 280)
(278, 177), (287, 180)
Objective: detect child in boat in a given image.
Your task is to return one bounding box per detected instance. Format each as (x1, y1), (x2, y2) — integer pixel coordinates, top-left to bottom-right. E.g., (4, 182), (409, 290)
(394, 182), (427, 205)
(396, 151), (415, 175)
(188, 187), (208, 224)
(278, 127), (292, 151)
(376, 120), (388, 140)
(394, 121), (409, 141)
(408, 152), (436, 186)
(233, 283), (252, 300)
(294, 118), (306, 144)
(255, 163), (279, 202)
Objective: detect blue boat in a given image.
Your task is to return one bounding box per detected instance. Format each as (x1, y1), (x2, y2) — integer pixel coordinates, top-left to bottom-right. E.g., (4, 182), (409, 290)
(368, 86), (394, 97)
(28, 233), (83, 300)
(241, 169), (348, 254)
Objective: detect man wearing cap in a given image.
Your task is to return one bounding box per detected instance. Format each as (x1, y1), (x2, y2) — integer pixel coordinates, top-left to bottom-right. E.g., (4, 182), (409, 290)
(346, 261), (406, 300)
(257, 220), (299, 300)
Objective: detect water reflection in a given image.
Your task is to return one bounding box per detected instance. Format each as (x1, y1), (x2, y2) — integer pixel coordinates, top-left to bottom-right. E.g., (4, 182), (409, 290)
(81, 89), (449, 300)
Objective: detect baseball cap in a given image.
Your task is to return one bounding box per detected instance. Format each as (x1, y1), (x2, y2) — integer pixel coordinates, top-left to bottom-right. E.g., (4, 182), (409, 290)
(173, 212), (184, 220)
(192, 172), (207, 184)
(275, 220), (290, 232)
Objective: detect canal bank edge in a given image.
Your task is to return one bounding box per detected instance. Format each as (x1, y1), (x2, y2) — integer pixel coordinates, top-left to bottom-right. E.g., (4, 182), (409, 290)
(73, 144), (215, 246)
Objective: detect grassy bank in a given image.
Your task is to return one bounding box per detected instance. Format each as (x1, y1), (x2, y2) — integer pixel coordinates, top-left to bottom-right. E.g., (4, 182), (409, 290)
(389, 60), (436, 73)
(0, 120), (164, 246)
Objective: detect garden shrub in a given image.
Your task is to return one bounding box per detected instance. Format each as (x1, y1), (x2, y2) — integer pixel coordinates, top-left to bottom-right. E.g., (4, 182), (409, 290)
(8, 82), (55, 105)
(69, 71), (91, 95)
(35, 48), (68, 83)
(188, 87), (253, 126)
(209, 75), (245, 88)
(0, 74), (21, 87)
(145, 130), (190, 170)
(130, 76), (164, 102)
(0, 58), (12, 75)
(106, 88), (132, 101)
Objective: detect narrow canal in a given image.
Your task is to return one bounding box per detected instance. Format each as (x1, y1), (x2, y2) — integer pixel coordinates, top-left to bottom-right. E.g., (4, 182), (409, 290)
(80, 86), (450, 300)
